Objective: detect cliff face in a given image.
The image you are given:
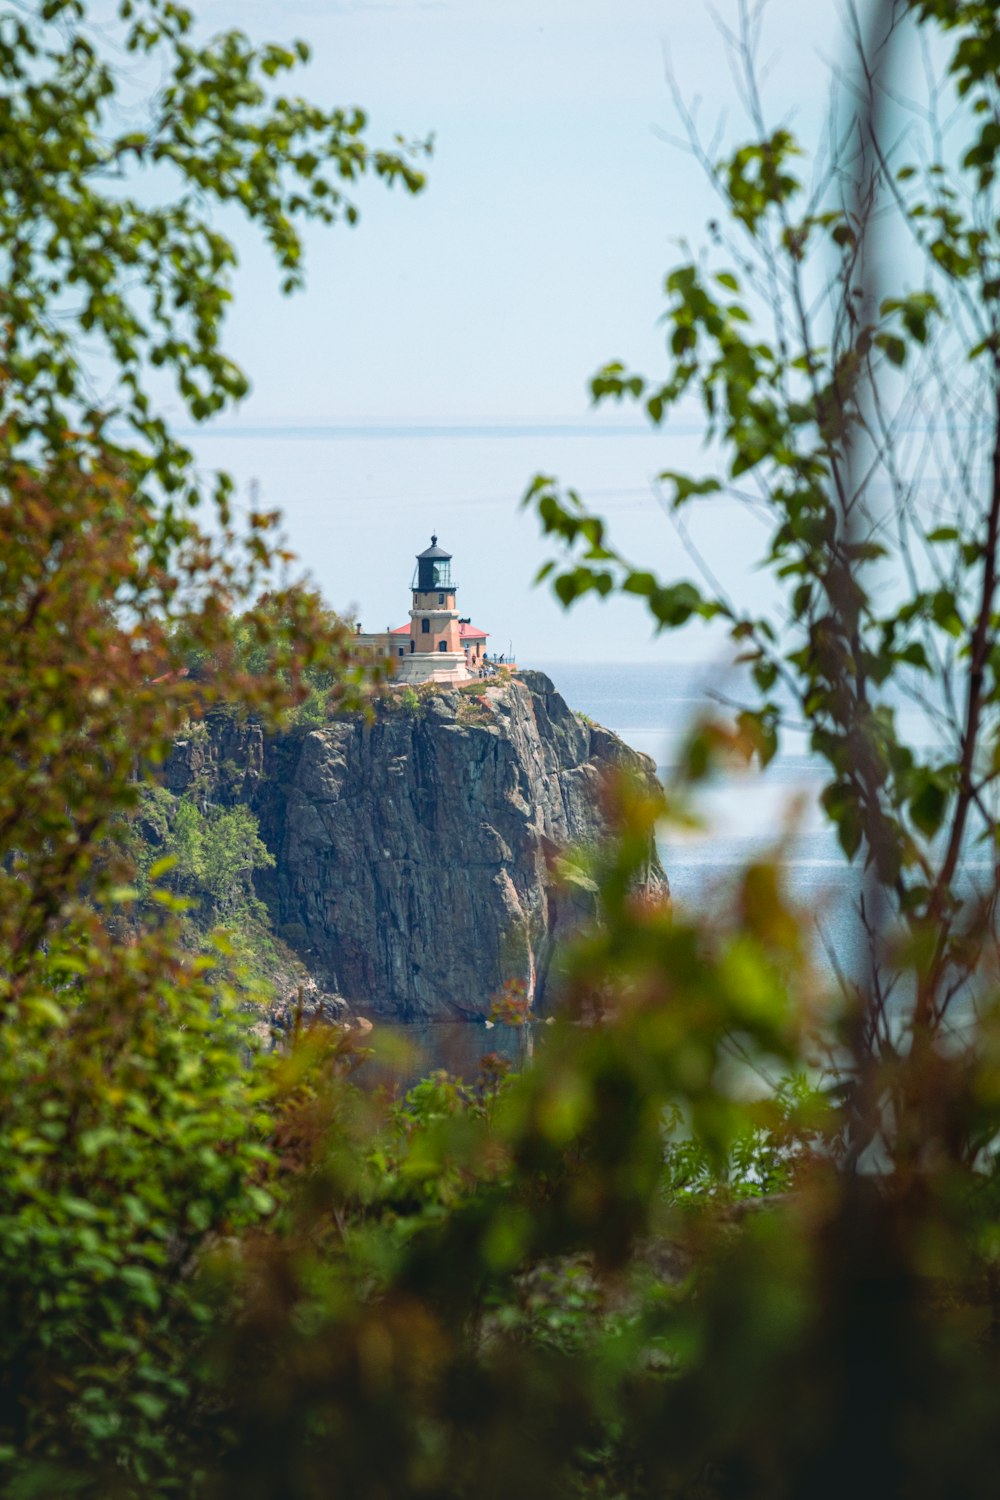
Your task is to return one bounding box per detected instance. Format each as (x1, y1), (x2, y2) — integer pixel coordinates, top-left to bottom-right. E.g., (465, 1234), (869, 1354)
(167, 671), (667, 1021)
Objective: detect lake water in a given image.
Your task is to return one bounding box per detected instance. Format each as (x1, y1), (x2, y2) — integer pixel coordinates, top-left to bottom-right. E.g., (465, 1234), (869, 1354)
(537, 658), (855, 920)
(365, 1019), (539, 1093)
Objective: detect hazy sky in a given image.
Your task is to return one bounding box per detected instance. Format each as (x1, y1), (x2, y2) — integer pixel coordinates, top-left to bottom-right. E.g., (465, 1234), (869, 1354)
(179, 1), (858, 661)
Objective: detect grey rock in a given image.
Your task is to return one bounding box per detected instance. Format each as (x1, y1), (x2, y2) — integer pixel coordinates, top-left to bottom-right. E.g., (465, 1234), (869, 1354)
(163, 713), (265, 805)
(168, 674), (668, 1021)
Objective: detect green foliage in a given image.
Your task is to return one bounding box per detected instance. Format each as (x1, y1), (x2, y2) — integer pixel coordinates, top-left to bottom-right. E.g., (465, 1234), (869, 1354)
(455, 694), (493, 726)
(177, 602), (371, 727)
(12, 2), (1000, 1497)
(0, 2), (418, 1491)
(291, 684), (332, 727)
(0, 0), (427, 510)
(166, 796), (274, 913)
(127, 782), (296, 993)
(198, 775), (1000, 1500)
(500, 3), (1000, 1492)
(525, 0), (1000, 1015)
(0, 907), (278, 1493)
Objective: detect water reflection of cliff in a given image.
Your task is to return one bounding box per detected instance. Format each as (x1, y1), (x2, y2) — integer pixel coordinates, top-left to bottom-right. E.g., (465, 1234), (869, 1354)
(362, 1021), (537, 1094)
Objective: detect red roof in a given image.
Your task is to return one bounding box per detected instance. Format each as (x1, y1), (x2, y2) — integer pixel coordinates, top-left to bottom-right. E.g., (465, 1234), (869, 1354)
(390, 622), (488, 640)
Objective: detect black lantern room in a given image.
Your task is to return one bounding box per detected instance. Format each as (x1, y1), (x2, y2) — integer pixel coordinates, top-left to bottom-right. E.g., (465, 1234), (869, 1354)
(413, 535), (456, 593)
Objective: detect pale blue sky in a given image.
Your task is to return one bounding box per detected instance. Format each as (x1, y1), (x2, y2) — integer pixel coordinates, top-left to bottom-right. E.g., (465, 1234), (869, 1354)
(177, 1), (872, 661)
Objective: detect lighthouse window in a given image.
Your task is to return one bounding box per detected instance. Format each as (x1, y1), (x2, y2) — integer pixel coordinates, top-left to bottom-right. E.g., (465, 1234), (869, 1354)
(438, 592), (444, 604)
(421, 619), (430, 634)
(398, 647), (404, 658)
(438, 640), (447, 653)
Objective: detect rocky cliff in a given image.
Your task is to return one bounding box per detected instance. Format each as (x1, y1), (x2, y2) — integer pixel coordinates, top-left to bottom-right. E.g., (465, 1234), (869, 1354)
(166, 670), (667, 1020)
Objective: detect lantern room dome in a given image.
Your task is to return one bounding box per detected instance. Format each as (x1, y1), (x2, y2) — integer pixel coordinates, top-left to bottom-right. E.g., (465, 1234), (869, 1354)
(413, 535), (456, 592)
(417, 534), (451, 561)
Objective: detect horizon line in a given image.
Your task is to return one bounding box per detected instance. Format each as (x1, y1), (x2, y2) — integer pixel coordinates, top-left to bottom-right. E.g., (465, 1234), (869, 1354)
(178, 421), (696, 441)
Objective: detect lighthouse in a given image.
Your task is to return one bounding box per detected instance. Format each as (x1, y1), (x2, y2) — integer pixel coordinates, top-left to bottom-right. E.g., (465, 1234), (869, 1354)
(352, 536), (493, 684)
(395, 536), (469, 682)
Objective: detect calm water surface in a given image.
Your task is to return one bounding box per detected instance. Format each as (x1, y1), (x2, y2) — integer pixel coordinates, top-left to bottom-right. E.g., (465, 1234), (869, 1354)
(539, 659), (866, 969)
(364, 1021), (530, 1091)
